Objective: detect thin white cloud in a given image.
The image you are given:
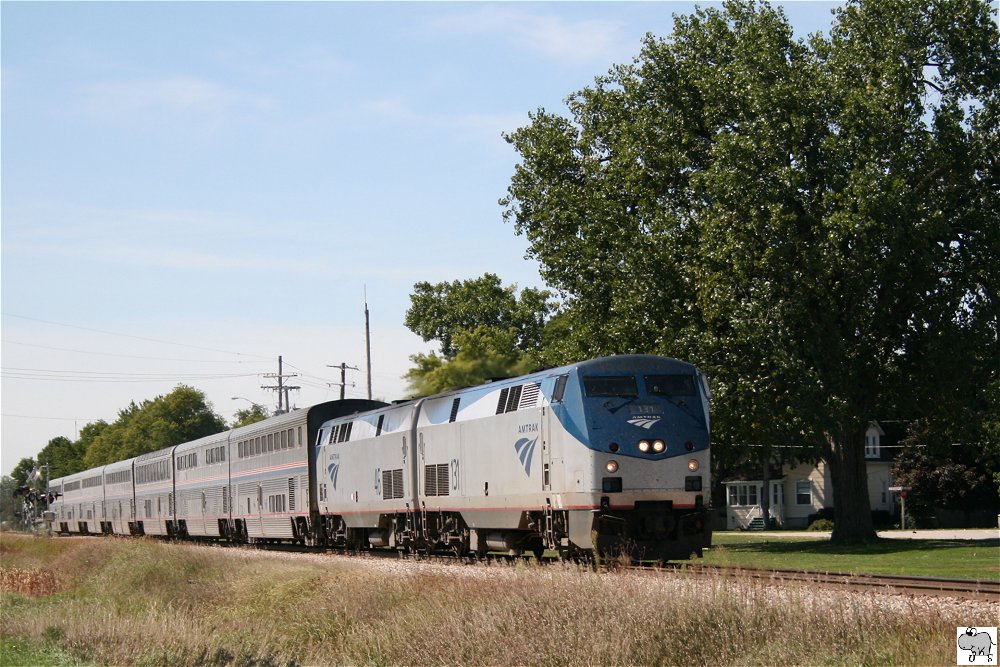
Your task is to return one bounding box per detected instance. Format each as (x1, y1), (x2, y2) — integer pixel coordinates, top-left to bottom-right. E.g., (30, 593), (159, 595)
(361, 97), (419, 121)
(431, 6), (628, 65)
(7, 238), (331, 274)
(3, 203), (329, 273)
(80, 75), (275, 120)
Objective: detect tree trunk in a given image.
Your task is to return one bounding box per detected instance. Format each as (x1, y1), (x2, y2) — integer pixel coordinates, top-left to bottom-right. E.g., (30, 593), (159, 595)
(827, 428), (877, 542)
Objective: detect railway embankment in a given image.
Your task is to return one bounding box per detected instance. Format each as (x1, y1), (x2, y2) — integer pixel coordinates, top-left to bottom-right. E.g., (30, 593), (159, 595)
(2, 532), (996, 666)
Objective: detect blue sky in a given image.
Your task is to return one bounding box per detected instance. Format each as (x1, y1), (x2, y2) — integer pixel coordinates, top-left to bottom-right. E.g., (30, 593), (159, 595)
(1, 1), (842, 475)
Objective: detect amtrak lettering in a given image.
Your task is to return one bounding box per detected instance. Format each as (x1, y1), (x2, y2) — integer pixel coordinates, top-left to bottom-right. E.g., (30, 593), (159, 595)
(518, 423), (539, 433)
(627, 404), (663, 429)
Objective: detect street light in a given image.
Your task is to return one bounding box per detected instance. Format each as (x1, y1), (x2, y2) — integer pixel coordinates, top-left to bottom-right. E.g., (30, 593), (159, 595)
(231, 396), (267, 412)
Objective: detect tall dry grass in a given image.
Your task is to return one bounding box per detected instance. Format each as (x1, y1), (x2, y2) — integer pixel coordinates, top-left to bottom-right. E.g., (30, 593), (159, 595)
(1, 533), (993, 666)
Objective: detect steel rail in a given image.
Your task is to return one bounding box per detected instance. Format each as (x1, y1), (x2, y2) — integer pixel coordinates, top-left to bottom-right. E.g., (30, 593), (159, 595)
(680, 564), (1000, 602)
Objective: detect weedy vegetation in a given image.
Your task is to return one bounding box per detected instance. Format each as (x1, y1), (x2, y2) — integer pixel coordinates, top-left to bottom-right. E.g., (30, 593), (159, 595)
(1, 532), (993, 666)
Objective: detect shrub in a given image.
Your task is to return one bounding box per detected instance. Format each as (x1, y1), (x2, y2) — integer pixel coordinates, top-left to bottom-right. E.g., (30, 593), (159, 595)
(806, 508), (835, 525)
(807, 519), (834, 531)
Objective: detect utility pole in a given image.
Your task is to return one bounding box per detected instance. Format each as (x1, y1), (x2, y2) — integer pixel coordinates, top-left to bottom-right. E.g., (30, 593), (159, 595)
(327, 362), (359, 400)
(364, 289), (373, 400)
(261, 355), (300, 414)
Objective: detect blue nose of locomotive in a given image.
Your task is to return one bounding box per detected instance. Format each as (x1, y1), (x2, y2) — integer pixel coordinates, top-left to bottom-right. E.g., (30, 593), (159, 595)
(565, 356), (710, 458)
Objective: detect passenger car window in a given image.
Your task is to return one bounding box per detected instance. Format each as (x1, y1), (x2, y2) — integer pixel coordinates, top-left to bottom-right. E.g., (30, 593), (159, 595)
(644, 374), (697, 396)
(583, 376), (638, 398)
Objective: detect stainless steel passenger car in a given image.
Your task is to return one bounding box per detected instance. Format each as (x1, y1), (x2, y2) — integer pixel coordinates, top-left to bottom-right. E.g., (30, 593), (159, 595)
(173, 432), (230, 539)
(133, 447), (175, 536)
(57, 468), (104, 534)
(102, 457), (135, 535)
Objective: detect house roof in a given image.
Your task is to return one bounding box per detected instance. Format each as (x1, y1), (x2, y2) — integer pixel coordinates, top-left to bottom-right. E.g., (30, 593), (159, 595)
(867, 420), (911, 462)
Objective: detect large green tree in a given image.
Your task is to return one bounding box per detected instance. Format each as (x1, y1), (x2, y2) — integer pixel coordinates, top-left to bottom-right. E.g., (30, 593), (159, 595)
(0, 476), (17, 527)
(405, 273), (552, 359)
(404, 326), (540, 397)
(230, 404), (270, 428)
(9, 457), (36, 487)
(35, 435), (89, 479)
(404, 274), (553, 395)
(502, 0), (999, 541)
(83, 385), (227, 467)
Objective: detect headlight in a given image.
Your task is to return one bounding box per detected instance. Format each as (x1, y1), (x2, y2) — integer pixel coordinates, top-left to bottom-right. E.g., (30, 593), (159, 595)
(606, 460), (619, 473)
(688, 459), (699, 472)
(638, 440), (650, 453)
(652, 440), (665, 453)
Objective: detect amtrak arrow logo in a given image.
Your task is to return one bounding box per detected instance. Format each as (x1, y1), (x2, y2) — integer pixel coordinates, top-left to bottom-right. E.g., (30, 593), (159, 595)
(628, 417), (661, 429)
(327, 462), (340, 490)
(514, 437), (537, 476)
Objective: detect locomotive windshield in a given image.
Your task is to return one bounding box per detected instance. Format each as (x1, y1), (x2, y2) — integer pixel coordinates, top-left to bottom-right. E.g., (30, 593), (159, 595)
(644, 374), (697, 396)
(583, 376), (639, 397)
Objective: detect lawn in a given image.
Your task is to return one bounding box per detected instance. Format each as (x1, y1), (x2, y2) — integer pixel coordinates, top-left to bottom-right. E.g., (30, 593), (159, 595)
(702, 531), (1000, 580)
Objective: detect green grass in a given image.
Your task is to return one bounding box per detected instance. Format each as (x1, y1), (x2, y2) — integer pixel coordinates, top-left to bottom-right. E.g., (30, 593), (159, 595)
(703, 531), (1000, 580)
(1, 635), (87, 666)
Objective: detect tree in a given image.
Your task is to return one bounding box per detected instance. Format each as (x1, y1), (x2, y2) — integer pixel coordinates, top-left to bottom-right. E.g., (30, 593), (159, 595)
(502, 0), (999, 541)
(0, 476), (16, 527)
(84, 385), (227, 467)
(35, 435), (89, 479)
(231, 404), (269, 428)
(892, 429), (999, 526)
(404, 274), (553, 394)
(405, 326), (539, 396)
(10, 457), (36, 487)
(405, 273), (552, 360)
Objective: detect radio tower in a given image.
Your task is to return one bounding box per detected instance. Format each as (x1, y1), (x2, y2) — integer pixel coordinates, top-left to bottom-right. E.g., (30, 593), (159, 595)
(365, 289), (373, 400)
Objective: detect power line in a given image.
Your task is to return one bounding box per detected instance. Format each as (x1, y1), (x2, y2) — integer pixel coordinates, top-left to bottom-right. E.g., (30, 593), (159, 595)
(1, 413), (102, 422)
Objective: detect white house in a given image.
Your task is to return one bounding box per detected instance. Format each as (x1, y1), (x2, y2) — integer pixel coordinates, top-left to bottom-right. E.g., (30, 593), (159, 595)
(722, 421), (903, 530)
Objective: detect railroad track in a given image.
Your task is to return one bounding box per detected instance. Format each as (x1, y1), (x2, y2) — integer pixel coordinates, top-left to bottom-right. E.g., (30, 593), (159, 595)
(255, 542), (999, 601)
(681, 564), (1000, 602)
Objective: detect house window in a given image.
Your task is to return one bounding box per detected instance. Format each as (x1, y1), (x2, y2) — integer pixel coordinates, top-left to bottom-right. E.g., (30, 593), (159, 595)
(727, 484), (758, 507)
(772, 483), (783, 506)
(865, 428), (880, 458)
(795, 481), (812, 505)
